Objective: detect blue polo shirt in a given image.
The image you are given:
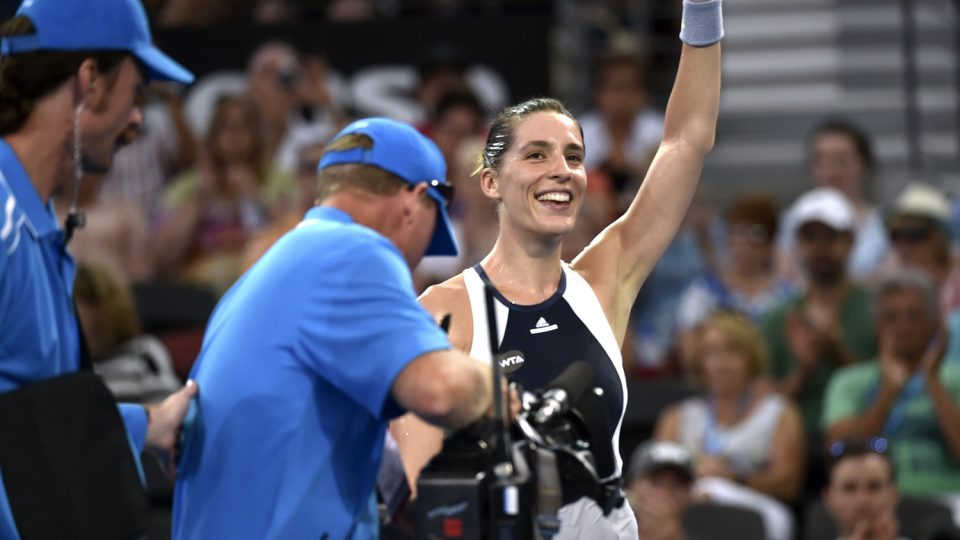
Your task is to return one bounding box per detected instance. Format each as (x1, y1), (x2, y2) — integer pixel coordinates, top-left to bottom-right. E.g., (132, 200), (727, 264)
(0, 140), (148, 539)
(173, 206), (451, 540)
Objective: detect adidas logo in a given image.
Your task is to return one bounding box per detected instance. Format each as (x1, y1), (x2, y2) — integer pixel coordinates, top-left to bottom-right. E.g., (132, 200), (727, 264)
(529, 317), (558, 335)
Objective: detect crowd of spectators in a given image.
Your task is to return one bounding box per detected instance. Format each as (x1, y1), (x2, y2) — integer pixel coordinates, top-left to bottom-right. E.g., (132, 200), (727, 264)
(46, 2), (960, 537)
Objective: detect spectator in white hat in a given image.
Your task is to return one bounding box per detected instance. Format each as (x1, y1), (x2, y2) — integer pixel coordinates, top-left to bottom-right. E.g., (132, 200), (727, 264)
(625, 441), (695, 540)
(761, 187), (876, 436)
(777, 120), (890, 285)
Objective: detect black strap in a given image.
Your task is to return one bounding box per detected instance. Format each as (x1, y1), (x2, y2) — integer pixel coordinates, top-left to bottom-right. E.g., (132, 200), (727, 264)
(484, 282), (500, 358)
(599, 477), (626, 515)
(533, 447), (562, 539)
(74, 299), (93, 372)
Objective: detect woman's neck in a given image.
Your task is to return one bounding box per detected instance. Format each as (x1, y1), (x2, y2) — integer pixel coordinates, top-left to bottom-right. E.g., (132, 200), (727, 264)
(726, 263), (772, 294)
(807, 279), (849, 307)
(710, 386), (752, 424)
(482, 228), (564, 305)
(606, 116), (632, 139)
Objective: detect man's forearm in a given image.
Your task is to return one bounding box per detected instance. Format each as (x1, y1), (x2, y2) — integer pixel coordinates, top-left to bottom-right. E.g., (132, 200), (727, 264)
(827, 385), (899, 441)
(927, 376), (960, 460)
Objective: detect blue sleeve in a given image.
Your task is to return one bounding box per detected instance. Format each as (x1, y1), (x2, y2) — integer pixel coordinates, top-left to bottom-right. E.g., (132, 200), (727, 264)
(298, 240), (450, 419)
(118, 403), (148, 455)
(0, 183), (12, 313)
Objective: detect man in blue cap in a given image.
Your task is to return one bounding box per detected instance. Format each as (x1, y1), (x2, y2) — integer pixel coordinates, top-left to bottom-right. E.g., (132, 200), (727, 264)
(173, 118), (495, 539)
(0, 0), (198, 537)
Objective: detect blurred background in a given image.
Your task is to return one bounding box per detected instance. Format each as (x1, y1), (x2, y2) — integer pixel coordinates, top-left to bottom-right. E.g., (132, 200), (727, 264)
(13, 0), (960, 537)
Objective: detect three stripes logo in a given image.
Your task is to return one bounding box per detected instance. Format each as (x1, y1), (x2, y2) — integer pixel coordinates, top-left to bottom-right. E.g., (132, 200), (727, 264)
(529, 317), (558, 335)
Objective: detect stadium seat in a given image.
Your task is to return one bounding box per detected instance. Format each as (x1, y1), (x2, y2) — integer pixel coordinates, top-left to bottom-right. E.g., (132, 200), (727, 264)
(803, 495), (956, 540)
(683, 501), (767, 540)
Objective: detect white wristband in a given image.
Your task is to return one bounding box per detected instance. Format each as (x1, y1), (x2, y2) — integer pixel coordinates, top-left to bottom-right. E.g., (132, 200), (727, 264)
(679, 0), (724, 47)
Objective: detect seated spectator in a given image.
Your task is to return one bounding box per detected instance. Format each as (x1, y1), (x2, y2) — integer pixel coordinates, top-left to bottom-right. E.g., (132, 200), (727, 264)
(677, 194), (796, 368)
(560, 172), (619, 263)
(885, 183), (960, 316)
(246, 42), (343, 172)
(98, 84), (196, 223)
(413, 47), (471, 126)
(241, 137), (329, 271)
(326, 0), (381, 21)
(420, 91), (486, 166)
(153, 95), (296, 295)
(763, 187), (876, 434)
(155, 0), (233, 26)
(823, 439), (903, 540)
(579, 50), (663, 206)
(656, 311), (803, 540)
(778, 120), (889, 283)
(625, 441), (695, 540)
(823, 270), (960, 504)
(74, 262), (181, 404)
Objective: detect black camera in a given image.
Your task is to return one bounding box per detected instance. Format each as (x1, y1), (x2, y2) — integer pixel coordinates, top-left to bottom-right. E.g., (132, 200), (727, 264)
(414, 361), (614, 540)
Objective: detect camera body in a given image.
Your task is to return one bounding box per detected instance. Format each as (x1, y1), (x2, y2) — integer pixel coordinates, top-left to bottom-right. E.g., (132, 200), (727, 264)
(414, 384), (605, 540)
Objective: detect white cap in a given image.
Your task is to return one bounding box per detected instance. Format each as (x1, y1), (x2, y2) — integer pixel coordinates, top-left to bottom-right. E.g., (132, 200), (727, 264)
(790, 187), (856, 233)
(889, 183), (951, 225)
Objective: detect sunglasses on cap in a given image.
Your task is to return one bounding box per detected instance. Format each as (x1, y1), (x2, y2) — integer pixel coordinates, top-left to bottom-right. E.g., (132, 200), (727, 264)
(829, 437), (889, 459)
(423, 178), (455, 209)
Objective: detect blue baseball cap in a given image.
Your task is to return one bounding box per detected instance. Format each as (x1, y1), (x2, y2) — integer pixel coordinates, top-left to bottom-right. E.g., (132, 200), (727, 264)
(319, 118), (459, 257)
(1, 0), (194, 85)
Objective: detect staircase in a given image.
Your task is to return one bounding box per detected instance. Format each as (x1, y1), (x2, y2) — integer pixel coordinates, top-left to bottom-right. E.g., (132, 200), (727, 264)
(698, 0), (960, 206)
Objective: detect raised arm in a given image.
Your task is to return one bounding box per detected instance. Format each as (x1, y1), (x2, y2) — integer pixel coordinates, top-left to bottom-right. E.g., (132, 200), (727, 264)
(574, 1), (722, 340)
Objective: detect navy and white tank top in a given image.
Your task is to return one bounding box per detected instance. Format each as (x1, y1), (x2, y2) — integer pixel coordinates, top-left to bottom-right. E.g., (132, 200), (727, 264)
(463, 263), (628, 478)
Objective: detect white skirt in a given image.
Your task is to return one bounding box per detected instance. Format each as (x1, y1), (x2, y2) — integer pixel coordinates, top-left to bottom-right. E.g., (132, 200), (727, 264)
(553, 496), (638, 540)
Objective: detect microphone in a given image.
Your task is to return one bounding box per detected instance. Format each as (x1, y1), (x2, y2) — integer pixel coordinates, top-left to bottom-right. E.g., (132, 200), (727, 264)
(63, 209), (85, 245)
(532, 361), (594, 426)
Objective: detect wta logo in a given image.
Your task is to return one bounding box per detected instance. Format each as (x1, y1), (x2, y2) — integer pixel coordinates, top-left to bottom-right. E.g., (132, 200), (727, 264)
(496, 349), (525, 374)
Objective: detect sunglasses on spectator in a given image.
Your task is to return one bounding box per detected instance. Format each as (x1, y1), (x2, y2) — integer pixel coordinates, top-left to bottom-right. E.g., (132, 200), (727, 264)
(797, 226), (844, 243)
(890, 226), (933, 244)
(829, 437), (889, 459)
(878, 307), (927, 324)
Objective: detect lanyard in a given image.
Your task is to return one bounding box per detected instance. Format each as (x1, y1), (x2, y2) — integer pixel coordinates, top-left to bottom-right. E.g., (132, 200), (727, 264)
(878, 373), (925, 435)
(702, 391), (753, 455)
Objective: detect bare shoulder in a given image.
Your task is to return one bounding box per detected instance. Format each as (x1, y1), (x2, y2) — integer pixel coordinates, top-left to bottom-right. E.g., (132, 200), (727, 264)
(419, 274), (474, 351)
(419, 274), (468, 312)
(653, 403), (683, 440)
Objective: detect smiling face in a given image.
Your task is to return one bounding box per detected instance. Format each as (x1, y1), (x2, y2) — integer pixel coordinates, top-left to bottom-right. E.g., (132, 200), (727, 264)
(481, 111), (587, 240)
